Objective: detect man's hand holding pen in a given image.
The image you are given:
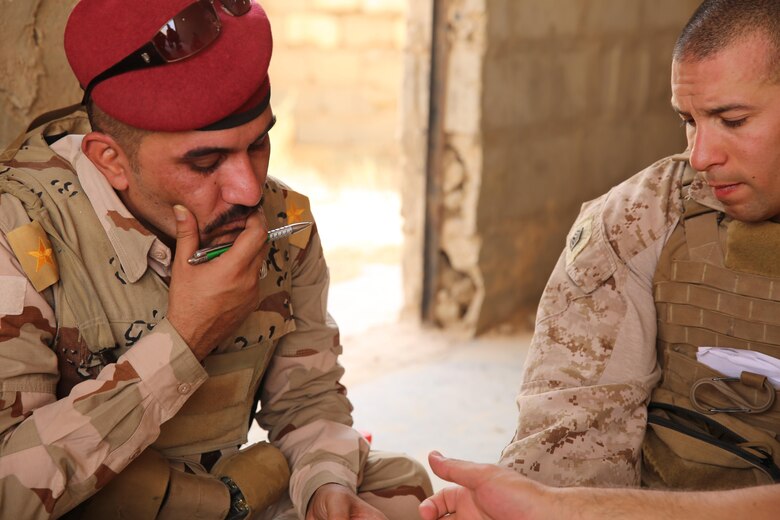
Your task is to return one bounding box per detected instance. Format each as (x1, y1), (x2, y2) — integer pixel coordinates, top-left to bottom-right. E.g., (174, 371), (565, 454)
(166, 205), (270, 361)
(187, 221), (312, 265)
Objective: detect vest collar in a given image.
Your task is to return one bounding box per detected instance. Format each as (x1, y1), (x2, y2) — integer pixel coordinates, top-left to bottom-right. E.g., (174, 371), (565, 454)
(50, 135), (168, 283)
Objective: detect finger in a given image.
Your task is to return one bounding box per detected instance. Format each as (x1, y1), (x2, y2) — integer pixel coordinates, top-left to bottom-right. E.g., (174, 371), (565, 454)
(315, 492), (350, 520)
(172, 205), (199, 263)
(418, 497), (442, 520)
(428, 451), (491, 490)
(419, 487), (460, 520)
(224, 208), (268, 263)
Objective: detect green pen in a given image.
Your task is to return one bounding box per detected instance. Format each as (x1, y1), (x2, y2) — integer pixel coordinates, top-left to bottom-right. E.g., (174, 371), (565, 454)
(187, 221), (312, 265)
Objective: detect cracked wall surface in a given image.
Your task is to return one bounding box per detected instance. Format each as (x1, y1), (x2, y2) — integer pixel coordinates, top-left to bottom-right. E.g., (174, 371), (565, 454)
(0, 0), (81, 149)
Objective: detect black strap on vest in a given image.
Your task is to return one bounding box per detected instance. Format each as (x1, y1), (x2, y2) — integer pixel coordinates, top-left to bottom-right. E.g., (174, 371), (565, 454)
(648, 402), (780, 482)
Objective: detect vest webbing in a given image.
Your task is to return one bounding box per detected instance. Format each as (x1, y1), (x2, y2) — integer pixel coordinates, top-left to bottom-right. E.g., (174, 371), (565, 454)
(644, 168), (780, 489)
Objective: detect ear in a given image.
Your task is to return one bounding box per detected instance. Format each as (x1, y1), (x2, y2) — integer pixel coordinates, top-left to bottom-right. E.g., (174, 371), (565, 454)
(81, 132), (133, 191)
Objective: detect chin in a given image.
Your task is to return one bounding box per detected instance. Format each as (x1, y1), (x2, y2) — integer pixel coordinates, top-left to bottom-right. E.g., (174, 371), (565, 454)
(724, 207), (773, 223)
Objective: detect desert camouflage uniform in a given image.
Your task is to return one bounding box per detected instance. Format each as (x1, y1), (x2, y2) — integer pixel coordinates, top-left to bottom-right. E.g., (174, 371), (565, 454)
(498, 153), (699, 485)
(0, 109), (430, 518)
(499, 150), (780, 488)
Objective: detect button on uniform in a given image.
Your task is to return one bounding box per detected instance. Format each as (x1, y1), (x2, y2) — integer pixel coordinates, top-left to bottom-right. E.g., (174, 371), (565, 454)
(177, 383), (191, 394)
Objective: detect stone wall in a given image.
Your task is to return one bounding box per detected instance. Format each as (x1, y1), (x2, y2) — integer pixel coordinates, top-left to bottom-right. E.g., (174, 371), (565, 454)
(0, 0), (81, 149)
(263, 0), (407, 190)
(414, 0), (703, 333)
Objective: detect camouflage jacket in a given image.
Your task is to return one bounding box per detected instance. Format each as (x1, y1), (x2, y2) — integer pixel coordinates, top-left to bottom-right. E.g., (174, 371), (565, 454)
(498, 152), (728, 486)
(0, 109), (367, 519)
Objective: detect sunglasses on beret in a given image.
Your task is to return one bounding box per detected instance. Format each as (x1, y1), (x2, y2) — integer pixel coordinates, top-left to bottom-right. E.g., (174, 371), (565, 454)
(81, 0), (252, 105)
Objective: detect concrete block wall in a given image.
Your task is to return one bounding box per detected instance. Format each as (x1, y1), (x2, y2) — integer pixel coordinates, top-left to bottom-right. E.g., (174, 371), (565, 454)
(421, 0), (703, 333)
(263, 0), (408, 190)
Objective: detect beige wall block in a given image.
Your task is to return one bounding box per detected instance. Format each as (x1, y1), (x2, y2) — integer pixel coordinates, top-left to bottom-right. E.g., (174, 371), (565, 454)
(313, 0), (362, 12)
(284, 13), (342, 48)
(342, 15), (405, 48)
(362, 0), (406, 14)
(263, 0), (405, 184)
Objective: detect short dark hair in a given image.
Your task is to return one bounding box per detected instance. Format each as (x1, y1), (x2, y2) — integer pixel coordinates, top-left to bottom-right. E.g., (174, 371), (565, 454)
(674, 0), (780, 78)
(86, 100), (150, 170)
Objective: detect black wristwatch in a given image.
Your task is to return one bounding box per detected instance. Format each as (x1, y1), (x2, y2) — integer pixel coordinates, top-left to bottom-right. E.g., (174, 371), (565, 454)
(221, 476), (250, 520)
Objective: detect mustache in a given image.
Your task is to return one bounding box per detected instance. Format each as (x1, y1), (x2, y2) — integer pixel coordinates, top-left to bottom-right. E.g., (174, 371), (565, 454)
(202, 200), (262, 236)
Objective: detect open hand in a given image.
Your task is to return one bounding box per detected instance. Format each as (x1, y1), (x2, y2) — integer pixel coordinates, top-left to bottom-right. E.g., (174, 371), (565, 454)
(419, 452), (553, 520)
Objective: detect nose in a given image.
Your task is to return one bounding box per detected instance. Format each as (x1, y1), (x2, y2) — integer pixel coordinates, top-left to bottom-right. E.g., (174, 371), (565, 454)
(688, 124), (726, 172)
(220, 155), (263, 207)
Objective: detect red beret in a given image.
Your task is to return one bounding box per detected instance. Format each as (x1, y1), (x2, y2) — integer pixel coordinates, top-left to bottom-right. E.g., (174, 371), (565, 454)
(64, 0), (272, 132)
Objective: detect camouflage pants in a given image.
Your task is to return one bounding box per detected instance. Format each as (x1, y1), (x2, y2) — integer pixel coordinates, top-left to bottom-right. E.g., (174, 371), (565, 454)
(260, 450), (432, 520)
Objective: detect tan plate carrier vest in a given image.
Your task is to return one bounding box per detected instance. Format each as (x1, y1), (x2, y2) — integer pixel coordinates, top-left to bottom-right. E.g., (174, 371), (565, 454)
(643, 169), (780, 490)
(0, 108), (294, 517)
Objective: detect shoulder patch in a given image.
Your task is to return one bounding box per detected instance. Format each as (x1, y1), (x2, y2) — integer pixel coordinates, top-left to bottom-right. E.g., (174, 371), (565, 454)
(284, 189), (313, 249)
(6, 220), (59, 292)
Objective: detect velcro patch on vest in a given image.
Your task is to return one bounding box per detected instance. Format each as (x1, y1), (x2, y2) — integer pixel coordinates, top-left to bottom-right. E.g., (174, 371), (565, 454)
(6, 220), (59, 292)
(725, 220), (780, 278)
(565, 217), (592, 266)
(284, 190), (313, 249)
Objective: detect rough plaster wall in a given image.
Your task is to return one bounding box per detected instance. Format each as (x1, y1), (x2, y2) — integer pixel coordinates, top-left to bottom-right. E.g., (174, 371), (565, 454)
(422, 0), (703, 334)
(0, 0), (81, 150)
(430, 0), (486, 329)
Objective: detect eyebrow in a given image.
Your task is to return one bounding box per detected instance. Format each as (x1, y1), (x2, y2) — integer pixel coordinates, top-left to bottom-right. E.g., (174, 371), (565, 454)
(181, 114), (278, 159)
(672, 103), (755, 117)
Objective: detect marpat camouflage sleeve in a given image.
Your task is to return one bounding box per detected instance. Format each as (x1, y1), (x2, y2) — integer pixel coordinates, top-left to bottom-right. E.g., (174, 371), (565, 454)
(498, 156), (689, 487)
(0, 231), (208, 518)
(255, 225), (366, 518)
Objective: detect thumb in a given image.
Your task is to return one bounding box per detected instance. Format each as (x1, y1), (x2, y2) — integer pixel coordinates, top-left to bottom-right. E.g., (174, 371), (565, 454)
(428, 451), (490, 490)
(173, 205), (199, 262)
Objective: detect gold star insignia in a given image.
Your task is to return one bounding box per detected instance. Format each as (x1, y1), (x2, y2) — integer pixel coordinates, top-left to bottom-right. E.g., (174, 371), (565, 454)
(28, 238), (54, 272)
(287, 201), (306, 223)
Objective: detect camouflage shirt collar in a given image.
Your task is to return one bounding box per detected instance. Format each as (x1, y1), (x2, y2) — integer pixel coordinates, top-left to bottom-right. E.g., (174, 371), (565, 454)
(672, 150), (726, 213)
(49, 135), (171, 282)
(687, 171), (726, 213)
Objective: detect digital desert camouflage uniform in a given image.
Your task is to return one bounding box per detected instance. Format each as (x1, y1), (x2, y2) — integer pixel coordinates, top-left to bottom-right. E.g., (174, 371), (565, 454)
(0, 108), (431, 519)
(498, 152), (780, 488)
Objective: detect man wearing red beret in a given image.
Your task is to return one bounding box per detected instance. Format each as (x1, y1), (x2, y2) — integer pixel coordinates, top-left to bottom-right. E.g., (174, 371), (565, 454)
(0, 1), (431, 518)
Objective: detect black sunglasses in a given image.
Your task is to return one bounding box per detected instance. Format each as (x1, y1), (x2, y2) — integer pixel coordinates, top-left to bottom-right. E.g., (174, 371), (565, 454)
(81, 0), (252, 105)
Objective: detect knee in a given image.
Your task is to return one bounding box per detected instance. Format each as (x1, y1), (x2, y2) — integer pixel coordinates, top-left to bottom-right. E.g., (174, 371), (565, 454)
(363, 451), (433, 498)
